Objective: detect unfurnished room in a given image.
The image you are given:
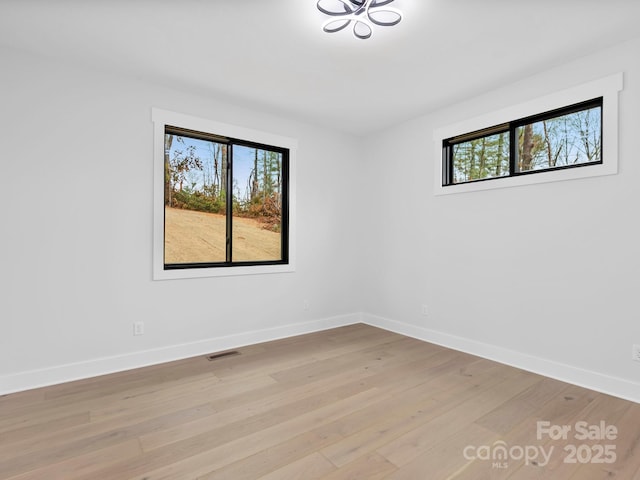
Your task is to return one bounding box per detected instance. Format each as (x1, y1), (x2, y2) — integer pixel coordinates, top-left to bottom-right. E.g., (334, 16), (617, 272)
(1, 1), (639, 479)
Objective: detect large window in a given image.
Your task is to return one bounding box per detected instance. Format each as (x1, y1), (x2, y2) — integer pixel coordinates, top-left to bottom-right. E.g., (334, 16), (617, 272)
(153, 109), (297, 279)
(433, 73), (622, 195)
(443, 98), (602, 186)
(164, 126), (289, 269)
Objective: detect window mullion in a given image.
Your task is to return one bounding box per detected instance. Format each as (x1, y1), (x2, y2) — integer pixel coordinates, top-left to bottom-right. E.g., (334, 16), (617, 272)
(509, 124), (517, 175)
(226, 144), (233, 264)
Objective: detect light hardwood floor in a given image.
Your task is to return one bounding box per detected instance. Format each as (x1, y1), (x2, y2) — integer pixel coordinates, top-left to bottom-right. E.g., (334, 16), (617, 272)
(1, 324), (639, 479)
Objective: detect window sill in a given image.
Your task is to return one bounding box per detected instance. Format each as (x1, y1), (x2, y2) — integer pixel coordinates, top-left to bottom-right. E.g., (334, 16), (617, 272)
(153, 263), (295, 280)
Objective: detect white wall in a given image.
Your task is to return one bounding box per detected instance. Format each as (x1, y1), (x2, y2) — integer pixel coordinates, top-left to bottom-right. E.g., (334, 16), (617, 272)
(0, 47), (363, 393)
(360, 37), (640, 402)
(3, 37), (639, 402)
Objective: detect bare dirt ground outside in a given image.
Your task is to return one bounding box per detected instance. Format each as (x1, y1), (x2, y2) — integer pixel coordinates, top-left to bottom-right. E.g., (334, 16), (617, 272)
(164, 207), (281, 264)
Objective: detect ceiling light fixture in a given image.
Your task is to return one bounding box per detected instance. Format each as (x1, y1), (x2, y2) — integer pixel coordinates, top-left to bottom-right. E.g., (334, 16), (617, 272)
(317, 0), (402, 40)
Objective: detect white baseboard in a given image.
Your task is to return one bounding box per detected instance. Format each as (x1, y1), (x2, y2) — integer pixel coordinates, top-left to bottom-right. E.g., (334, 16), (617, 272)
(362, 313), (640, 404)
(4, 312), (638, 404)
(0, 313), (361, 395)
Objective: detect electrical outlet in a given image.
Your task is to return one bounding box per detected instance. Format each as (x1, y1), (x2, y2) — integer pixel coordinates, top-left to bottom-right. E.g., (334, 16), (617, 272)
(133, 321), (144, 336)
(421, 304), (428, 316)
(303, 300), (310, 311)
(632, 344), (640, 362)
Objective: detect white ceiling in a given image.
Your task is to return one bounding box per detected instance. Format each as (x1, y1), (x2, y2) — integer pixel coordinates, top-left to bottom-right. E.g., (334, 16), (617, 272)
(1, 0), (639, 136)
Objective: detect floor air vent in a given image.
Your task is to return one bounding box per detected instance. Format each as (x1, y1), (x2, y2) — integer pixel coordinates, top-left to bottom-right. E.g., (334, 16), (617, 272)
(206, 350), (240, 361)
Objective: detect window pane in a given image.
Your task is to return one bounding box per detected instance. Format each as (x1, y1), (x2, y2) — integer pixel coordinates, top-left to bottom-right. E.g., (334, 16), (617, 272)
(164, 133), (228, 264)
(231, 145), (283, 262)
(452, 132), (510, 183)
(516, 105), (601, 172)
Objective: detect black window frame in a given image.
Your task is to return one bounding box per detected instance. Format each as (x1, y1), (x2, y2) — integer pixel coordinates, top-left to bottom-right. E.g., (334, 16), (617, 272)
(163, 125), (290, 271)
(442, 97), (603, 187)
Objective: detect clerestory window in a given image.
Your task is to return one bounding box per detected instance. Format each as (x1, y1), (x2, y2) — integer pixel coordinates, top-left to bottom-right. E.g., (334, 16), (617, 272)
(433, 73), (622, 196)
(442, 98), (602, 186)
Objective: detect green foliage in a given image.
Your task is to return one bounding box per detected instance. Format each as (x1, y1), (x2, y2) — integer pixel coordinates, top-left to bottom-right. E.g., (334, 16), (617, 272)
(453, 132), (509, 183)
(171, 189), (225, 214)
